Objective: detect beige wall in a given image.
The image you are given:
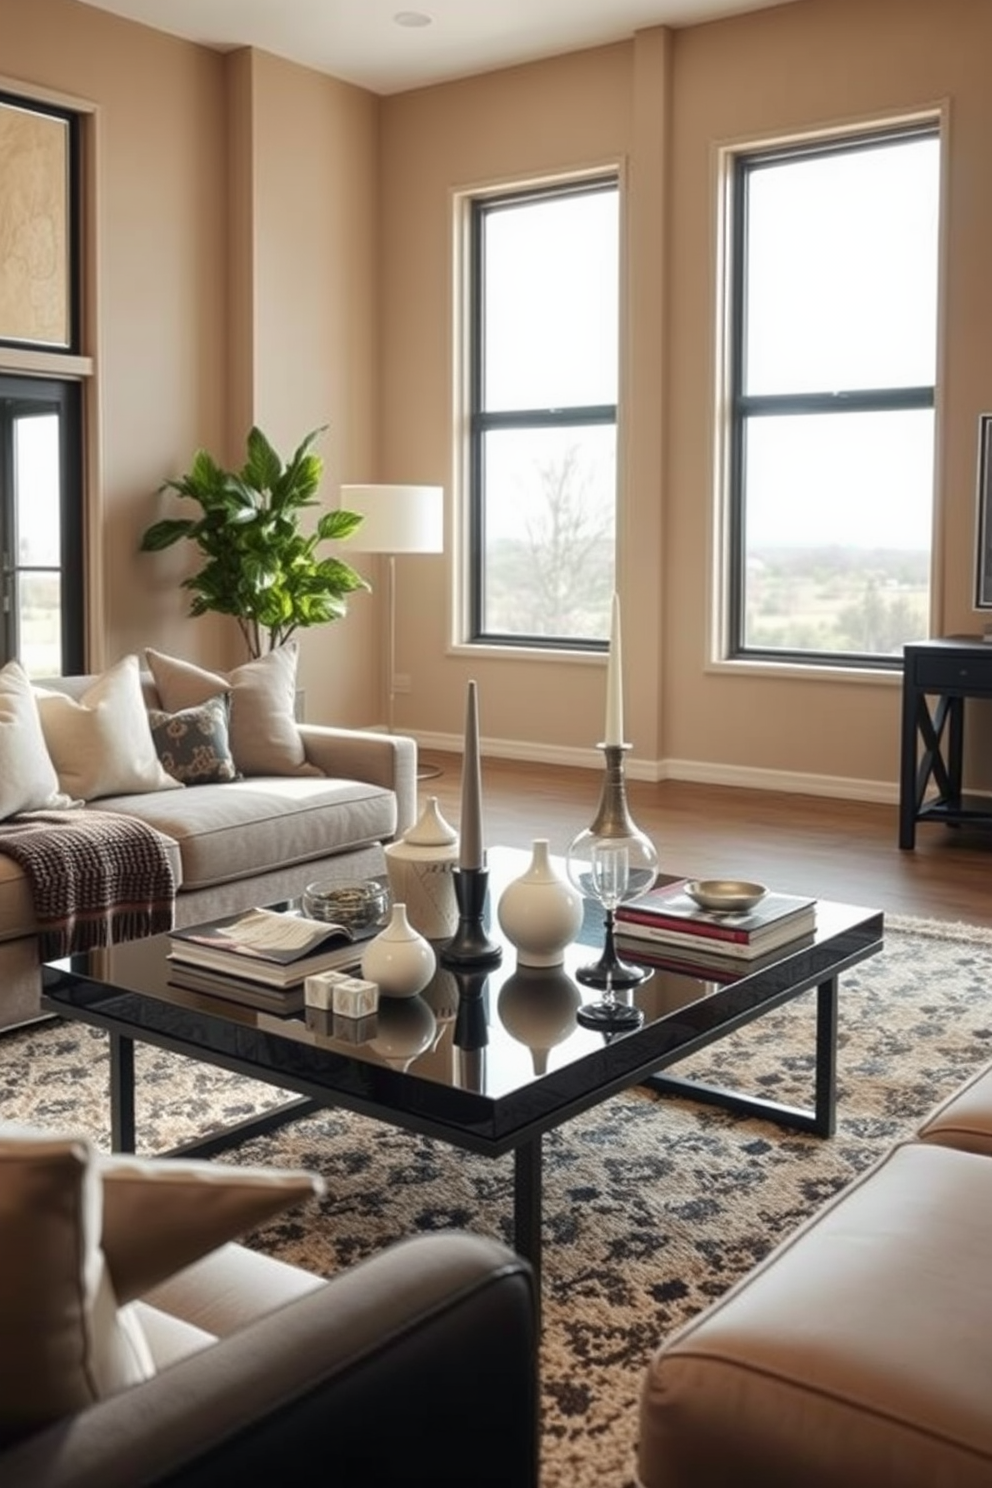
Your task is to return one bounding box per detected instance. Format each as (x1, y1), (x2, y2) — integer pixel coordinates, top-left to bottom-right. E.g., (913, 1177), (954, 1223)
(0, 0), (381, 724)
(380, 0), (992, 797)
(2, 0), (989, 797)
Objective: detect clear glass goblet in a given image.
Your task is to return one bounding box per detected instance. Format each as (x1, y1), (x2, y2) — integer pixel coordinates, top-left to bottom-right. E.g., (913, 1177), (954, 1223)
(567, 834), (654, 1031)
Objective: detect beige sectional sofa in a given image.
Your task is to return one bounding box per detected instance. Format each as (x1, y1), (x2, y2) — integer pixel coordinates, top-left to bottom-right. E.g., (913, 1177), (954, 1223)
(0, 651), (417, 1032)
(638, 1059), (992, 1487)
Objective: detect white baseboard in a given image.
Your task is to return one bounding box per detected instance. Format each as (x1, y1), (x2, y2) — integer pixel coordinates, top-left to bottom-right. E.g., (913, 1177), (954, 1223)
(410, 729), (899, 804)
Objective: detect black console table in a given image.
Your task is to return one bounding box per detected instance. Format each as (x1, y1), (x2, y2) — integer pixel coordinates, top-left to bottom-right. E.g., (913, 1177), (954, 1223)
(899, 635), (992, 849)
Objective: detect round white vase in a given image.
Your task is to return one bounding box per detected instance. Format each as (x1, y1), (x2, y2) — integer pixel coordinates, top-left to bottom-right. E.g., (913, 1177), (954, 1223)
(384, 796), (459, 940)
(496, 838), (584, 967)
(361, 902), (437, 999)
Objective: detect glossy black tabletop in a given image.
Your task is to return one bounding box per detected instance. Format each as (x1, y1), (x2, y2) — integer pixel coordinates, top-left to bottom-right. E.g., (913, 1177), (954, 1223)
(41, 848), (884, 1157)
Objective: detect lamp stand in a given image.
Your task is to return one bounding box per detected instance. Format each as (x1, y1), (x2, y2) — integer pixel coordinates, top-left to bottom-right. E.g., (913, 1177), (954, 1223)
(384, 551), (442, 780)
(386, 552), (396, 738)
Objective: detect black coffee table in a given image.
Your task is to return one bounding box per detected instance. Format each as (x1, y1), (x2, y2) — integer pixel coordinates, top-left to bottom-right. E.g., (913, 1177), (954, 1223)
(41, 847), (883, 1291)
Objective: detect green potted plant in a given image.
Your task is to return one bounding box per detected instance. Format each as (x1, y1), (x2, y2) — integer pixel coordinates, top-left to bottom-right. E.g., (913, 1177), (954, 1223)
(139, 425), (369, 659)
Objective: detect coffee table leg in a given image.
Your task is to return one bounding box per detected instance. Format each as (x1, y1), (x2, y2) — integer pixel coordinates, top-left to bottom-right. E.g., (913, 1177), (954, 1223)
(109, 1031), (136, 1153)
(514, 1137), (542, 1297)
(813, 973), (839, 1138)
(642, 973), (840, 1136)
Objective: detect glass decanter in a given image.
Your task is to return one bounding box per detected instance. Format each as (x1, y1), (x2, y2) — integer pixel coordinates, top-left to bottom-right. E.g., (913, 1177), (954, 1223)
(566, 743), (658, 1029)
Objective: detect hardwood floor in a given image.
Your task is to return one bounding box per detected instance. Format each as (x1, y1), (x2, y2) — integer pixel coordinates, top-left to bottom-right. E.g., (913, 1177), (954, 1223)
(417, 752), (992, 930)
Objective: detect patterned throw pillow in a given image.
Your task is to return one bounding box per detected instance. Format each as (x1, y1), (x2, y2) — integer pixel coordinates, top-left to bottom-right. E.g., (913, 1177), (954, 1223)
(147, 693), (239, 785)
(144, 642), (317, 778)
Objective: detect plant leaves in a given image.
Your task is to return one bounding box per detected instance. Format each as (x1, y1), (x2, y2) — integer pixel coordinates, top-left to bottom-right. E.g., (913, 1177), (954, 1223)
(140, 423), (371, 655)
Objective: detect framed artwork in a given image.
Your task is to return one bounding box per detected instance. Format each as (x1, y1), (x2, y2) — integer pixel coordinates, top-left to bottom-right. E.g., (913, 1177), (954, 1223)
(976, 414), (992, 609)
(0, 97), (71, 349)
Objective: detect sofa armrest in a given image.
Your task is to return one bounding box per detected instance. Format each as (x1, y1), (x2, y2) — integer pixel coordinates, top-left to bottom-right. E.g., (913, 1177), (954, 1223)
(298, 723), (417, 838)
(2, 1232), (538, 1488)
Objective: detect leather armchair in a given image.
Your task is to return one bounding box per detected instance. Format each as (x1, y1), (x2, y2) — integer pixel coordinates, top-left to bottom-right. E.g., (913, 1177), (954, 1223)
(1, 1230), (539, 1488)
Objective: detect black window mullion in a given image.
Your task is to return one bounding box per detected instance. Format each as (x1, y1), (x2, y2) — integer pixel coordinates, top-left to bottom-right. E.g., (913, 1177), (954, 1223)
(738, 387), (934, 418)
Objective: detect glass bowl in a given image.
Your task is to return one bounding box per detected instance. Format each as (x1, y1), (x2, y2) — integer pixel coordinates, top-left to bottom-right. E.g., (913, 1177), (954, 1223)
(302, 876), (391, 932)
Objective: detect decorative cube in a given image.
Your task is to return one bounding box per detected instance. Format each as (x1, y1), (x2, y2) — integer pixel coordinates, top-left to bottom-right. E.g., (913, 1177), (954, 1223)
(333, 976), (380, 1018)
(307, 973), (380, 1020)
(304, 969), (353, 1011)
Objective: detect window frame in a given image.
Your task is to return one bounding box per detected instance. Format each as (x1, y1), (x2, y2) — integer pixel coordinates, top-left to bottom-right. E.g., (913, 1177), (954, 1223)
(724, 120), (940, 673)
(0, 84), (87, 675)
(466, 173), (620, 652)
(0, 90), (81, 355)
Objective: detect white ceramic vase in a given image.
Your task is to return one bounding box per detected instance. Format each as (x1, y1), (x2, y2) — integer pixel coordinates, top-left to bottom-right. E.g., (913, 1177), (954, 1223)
(496, 838), (584, 967)
(360, 902), (437, 999)
(384, 796), (460, 939)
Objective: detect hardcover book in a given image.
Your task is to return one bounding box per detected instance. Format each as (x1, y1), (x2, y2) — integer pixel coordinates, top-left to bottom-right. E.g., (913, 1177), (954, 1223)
(615, 880), (816, 948)
(615, 928), (817, 975)
(169, 906), (368, 988)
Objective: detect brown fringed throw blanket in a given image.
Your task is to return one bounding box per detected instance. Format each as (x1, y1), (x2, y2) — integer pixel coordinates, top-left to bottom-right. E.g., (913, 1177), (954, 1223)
(0, 809), (176, 958)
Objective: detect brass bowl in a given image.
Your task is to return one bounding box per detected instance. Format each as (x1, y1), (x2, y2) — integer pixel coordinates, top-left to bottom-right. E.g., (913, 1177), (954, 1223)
(685, 879), (768, 913)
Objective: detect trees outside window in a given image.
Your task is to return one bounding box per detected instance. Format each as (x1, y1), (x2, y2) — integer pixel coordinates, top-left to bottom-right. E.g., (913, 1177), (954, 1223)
(468, 177), (619, 647)
(726, 123), (941, 667)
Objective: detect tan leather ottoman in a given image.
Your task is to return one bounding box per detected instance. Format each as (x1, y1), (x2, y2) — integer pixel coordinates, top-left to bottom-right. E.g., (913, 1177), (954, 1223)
(638, 1141), (992, 1488)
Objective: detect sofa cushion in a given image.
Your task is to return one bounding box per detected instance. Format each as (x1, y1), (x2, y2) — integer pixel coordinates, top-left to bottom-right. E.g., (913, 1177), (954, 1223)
(0, 661), (66, 820)
(148, 693), (239, 786)
(0, 1122), (324, 1449)
(915, 1060), (992, 1156)
(145, 644), (318, 778)
(93, 777), (398, 891)
(35, 656), (182, 802)
(638, 1141), (992, 1488)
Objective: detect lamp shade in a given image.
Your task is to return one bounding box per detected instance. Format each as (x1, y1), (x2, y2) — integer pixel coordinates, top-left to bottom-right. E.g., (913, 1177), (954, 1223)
(340, 484), (443, 555)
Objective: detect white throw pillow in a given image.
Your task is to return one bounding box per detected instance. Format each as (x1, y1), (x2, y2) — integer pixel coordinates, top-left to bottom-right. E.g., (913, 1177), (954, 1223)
(145, 642), (318, 777)
(0, 660), (66, 820)
(35, 655), (183, 801)
(0, 1121), (325, 1449)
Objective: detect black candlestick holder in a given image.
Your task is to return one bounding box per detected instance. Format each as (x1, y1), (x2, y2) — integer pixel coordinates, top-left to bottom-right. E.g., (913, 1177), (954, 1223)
(440, 866), (503, 969)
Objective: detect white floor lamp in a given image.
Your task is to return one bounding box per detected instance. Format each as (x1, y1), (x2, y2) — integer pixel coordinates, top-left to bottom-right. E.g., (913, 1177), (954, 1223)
(339, 484), (444, 755)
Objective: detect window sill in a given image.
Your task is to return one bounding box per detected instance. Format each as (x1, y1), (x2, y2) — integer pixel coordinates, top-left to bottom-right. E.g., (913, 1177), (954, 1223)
(449, 640), (604, 666)
(705, 656), (902, 685)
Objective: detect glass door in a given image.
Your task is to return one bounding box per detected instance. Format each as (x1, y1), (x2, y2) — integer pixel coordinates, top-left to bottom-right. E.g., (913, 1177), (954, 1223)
(0, 376), (83, 676)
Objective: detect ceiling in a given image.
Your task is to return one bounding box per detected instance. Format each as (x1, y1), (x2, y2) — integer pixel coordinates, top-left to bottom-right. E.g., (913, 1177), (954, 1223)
(74, 0), (799, 95)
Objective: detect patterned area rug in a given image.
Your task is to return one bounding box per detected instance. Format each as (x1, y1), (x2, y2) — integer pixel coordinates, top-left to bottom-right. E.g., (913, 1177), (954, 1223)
(3, 915), (992, 1486)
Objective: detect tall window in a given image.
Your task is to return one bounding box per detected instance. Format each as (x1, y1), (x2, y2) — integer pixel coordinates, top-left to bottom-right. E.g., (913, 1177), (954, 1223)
(468, 177), (619, 647)
(0, 92), (84, 676)
(726, 123), (941, 667)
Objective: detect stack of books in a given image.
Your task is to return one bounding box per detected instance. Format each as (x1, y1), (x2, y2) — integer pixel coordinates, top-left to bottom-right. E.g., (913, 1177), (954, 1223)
(614, 879), (817, 973)
(167, 906), (367, 1013)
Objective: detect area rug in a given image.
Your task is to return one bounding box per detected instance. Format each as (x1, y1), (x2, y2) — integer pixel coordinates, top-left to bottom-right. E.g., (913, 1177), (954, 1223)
(3, 915), (992, 1486)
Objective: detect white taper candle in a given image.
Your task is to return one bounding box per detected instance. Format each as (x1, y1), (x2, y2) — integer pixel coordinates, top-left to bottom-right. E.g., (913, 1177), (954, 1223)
(604, 592), (624, 747)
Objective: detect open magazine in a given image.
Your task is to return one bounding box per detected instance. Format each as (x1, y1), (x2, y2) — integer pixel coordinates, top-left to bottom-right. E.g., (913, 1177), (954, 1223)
(171, 906), (355, 965)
